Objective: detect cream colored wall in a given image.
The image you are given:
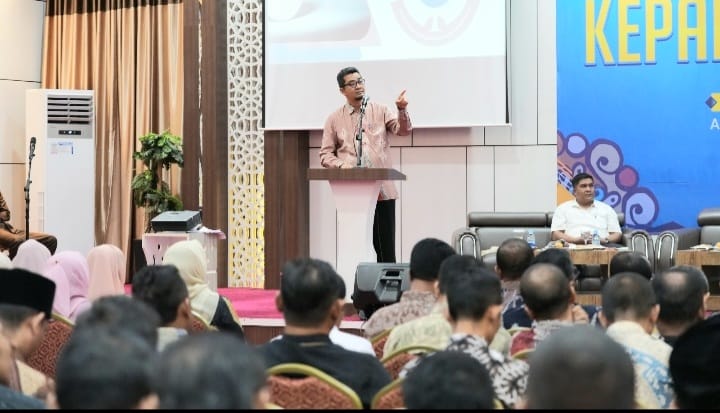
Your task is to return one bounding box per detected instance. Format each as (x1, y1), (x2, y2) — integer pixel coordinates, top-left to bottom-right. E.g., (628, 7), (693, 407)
(0, 0), (45, 228)
(308, 0), (558, 267)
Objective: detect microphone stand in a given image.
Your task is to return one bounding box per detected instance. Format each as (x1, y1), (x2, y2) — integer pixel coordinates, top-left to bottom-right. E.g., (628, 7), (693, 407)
(356, 99), (367, 168)
(24, 145), (35, 240)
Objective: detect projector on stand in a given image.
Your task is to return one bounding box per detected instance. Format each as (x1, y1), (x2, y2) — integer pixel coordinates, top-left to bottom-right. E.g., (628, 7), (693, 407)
(150, 210), (202, 232)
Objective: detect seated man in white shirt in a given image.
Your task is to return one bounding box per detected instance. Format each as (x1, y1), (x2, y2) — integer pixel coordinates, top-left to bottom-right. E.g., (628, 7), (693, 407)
(551, 172), (623, 246)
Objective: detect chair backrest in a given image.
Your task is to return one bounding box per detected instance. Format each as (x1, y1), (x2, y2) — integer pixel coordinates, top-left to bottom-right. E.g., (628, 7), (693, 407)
(380, 345), (437, 380)
(25, 312), (74, 378)
(371, 378), (404, 410)
(511, 348), (534, 361)
(267, 363), (362, 409)
(468, 212), (551, 251)
(370, 329), (392, 359)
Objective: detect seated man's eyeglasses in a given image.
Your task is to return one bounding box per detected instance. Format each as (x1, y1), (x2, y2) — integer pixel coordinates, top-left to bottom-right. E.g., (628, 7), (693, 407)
(344, 78), (365, 88)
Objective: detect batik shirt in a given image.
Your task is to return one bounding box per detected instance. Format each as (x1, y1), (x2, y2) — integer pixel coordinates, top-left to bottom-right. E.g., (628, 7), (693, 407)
(606, 321), (674, 409)
(384, 303), (512, 356)
(401, 333), (529, 409)
(362, 290), (436, 338)
(509, 319), (573, 356)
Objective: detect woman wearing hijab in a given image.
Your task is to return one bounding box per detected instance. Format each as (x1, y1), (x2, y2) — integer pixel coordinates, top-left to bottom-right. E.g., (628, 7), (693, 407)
(162, 240), (244, 338)
(45, 251), (92, 322)
(86, 244), (126, 301)
(41, 262), (72, 320)
(11, 239), (51, 275)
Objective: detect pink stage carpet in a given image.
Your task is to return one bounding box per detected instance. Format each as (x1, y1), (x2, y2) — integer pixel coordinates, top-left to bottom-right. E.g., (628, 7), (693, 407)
(125, 285), (361, 322)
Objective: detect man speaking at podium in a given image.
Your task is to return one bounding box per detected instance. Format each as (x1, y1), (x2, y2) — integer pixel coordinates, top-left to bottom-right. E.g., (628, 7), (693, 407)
(319, 66), (412, 263)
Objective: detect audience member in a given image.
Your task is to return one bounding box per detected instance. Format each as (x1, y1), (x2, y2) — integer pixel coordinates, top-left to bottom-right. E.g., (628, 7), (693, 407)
(504, 248), (596, 328)
(509, 263), (574, 356)
(162, 240), (245, 338)
(258, 257), (391, 408)
(384, 254), (510, 356)
(54, 327), (158, 409)
(328, 276), (374, 355)
(0, 190), (57, 259)
(86, 243), (126, 300)
(362, 238), (456, 338)
(73, 295), (161, 350)
(271, 274), (374, 355)
(45, 251), (92, 321)
(11, 239), (50, 274)
(42, 261), (71, 318)
(495, 238), (534, 316)
(132, 265), (192, 352)
(669, 315), (720, 409)
(156, 332), (269, 409)
(600, 272), (673, 409)
(402, 267), (528, 408)
(0, 325), (45, 409)
(520, 324), (635, 409)
(0, 268), (56, 398)
(652, 265), (709, 346)
(609, 250), (653, 280)
(403, 350), (495, 410)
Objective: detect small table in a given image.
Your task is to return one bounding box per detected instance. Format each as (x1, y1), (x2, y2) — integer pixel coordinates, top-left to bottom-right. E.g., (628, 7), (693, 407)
(142, 231), (224, 291)
(540, 247), (618, 278)
(676, 249), (720, 311)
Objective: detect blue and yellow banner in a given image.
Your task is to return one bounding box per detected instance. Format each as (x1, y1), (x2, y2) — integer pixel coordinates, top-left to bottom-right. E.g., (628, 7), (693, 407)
(557, 0), (720, 230)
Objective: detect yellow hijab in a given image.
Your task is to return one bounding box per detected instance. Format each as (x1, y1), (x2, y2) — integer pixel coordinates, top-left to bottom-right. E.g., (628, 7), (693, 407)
(162, 239), (219, 323)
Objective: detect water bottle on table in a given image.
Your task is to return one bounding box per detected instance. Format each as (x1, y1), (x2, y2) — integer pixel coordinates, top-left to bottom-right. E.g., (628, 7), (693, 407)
(592, 230), (601, 246)
(526, 229), (536, 248)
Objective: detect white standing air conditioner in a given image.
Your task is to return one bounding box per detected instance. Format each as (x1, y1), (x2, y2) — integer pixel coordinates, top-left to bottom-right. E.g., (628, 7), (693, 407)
(25, 89), (95, 255)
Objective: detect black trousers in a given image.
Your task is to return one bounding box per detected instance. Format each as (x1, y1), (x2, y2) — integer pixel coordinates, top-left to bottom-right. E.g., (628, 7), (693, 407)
(373, 199), (396, 263)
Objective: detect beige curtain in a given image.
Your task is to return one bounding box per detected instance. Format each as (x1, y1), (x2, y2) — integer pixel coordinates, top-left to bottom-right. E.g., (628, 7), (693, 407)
(42, 0), (183, 274)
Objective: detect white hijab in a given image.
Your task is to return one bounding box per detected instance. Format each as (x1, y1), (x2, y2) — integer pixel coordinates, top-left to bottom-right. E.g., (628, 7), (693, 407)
(162, 240), (219, 323)
(12, 239), (51, 274)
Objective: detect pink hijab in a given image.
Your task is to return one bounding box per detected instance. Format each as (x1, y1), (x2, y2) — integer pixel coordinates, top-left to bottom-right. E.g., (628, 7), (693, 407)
(86, 244), (126, 301)
(46, 251), (92, 321)
(42, 263), (72, 318)
(12, 239), (51, 275)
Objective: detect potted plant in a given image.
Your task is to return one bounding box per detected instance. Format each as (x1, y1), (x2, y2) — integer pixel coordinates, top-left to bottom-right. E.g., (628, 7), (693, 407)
(131, 130), (184, 232)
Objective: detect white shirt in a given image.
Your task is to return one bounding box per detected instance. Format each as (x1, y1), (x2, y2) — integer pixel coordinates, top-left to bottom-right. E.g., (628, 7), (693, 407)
(550, 199), (621, 239)
(328, 326), (375, 356)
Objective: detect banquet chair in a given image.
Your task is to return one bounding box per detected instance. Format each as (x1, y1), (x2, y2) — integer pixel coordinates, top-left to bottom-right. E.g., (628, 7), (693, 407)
(370, 378), (405, 410)
(511, 348), (534, 361)
(370, 328), (392, 359)
(266, 363), (362, 409)
(25, 312), (74, 379)
(380, 344), (437, 380)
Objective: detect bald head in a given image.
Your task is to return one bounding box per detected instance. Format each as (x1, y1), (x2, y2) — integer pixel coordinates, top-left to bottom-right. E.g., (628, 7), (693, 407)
(495, 238), (534, 281)
(520, 263), (572, 320)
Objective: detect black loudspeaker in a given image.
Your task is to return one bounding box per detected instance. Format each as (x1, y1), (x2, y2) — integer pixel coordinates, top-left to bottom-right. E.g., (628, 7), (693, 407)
(150, 210), (202, 232)
(352, 262), (410, 320)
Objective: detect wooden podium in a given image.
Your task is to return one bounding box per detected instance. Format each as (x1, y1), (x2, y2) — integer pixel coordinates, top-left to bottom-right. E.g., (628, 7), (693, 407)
(308, 168), (406, 300)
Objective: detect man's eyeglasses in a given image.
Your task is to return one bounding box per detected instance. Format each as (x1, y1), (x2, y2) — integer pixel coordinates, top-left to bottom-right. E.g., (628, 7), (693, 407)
(343, 78), (365, 88)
